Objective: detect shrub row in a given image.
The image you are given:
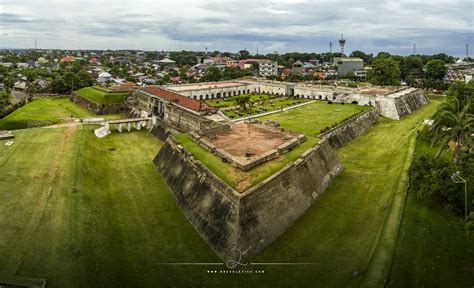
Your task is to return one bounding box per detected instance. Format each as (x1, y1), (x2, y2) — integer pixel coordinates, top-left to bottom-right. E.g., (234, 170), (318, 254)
(319, 109), (370, 134)
(0, 99), (28, 119)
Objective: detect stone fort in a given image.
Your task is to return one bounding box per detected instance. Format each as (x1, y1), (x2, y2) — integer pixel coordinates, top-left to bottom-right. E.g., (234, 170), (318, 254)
(123, 79), (429, 261)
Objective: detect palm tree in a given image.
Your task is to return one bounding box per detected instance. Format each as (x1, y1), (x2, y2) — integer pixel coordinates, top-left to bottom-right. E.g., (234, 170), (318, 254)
(431, 96), (473, 164)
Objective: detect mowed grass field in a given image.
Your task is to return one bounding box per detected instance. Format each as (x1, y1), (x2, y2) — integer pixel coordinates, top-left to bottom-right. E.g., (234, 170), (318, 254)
(0, 127), (219, 287)
(0, 97), (445, 287)
(258, 101), (369, 136)
(0, 97), (93, 130)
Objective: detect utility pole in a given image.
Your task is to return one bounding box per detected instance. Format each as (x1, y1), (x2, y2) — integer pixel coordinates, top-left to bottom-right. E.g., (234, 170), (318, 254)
(452, 171), (468, 221)
(413, 43), (416, 55)
(466, 43), (469, 59)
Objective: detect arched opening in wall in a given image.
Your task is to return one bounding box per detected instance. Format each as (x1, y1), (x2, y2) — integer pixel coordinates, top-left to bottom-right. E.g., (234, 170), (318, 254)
(217, 92), (221, 98)
(200, 95), (203, 100)
(206, 94), (209, 99)
(238, 91), (241, 95)
(289, 88), (294, 96)
(247, 89), (250, 94)
(211, 93), (215, 98)
(296, 94), (300, 97)
(333, 95), (336, 100)
(233, 91), (237, 96)
(193, 95), (196, 100)
(313, 95), (316, 99)
(351, 101), (358, 105)
(319, 95), (322, 100)
(325, 96), (328, 101)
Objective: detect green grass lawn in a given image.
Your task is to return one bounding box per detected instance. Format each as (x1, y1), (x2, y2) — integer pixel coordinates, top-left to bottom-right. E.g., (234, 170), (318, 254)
(388, 188), (474, 287)
(258, 101), (369, 136)
(174, 133), (319, 191)
(0, 127), (218, 287)
(0, 97), (93, 130)
(223, 98), (310, 119)
(75, 87), (128, 104)
(206, 94), (309, 119)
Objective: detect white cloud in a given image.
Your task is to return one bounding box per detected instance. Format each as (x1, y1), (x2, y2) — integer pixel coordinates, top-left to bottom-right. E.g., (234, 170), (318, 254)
(0, 0), (472, 55)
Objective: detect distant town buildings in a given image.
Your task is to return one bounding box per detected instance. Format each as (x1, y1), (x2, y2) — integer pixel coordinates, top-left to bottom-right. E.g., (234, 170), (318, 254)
(333, 57), (365, 78)
(259, 60), (278, 77)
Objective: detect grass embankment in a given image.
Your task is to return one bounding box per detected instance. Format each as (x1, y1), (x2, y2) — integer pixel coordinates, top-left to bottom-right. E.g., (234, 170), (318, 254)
(75, 87), (128, 104)
(388, 122), (474, 287)
(0, 97), (93, 130)
(175, 133), (319, 191)
(258, 101), (369, 136)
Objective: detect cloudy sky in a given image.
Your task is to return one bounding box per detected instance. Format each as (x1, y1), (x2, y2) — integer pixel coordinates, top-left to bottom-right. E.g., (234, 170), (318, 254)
(0, 0), (472, 56)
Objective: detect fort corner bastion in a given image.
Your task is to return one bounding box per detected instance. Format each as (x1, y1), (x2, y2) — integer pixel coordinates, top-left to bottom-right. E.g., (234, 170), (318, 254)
(123, 79), (429, 261)
(153, 135), (343, 261)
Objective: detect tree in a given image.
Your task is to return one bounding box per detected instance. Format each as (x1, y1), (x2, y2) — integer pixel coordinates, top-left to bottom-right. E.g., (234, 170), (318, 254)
(431, 93), (473, 164)
(77, 69), (94, 87)
(203, 66), (222, 82)
(235, 95), (251, 110)
(425, 59), (447, 81)
(0, 91), (11, 111)
(400, 55), (423, 79)
(409, 155), (464, 210)
(350, 50), (373, 64)
(238, 50), (250, 60)
(367, 57), (400, 86)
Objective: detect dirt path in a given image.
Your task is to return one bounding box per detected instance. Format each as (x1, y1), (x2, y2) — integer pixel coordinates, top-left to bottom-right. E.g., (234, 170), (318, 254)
(0, 125), (76, 280)
(42, 120), (81, 129)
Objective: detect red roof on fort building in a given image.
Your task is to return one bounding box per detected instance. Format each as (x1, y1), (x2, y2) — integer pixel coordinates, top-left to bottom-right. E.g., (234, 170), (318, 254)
(141, 86), (211, 112)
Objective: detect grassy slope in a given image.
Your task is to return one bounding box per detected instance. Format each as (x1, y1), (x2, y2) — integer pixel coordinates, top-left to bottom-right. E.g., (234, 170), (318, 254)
(388, 126), (474, 287)
(258, 101), (369, 136)
(0, 127), (218, 287)
(75, 87), (127, 104)
(174, 133), (319, 191)
(0, 97), (93, 130)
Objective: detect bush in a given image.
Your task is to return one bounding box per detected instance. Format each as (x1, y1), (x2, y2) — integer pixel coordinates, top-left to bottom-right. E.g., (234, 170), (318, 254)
(409, 155), (470, 214)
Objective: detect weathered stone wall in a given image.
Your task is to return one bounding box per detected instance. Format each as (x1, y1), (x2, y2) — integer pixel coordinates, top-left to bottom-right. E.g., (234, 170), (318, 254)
(321, 108), (379, 149)
(71, 92), (124, 115)
(393, 89), (430, 119)
(164, 105), (210, 132)
(150, 118), (185, 141)
(375, 89), (429, 120)
(153, 136), (343, 260)
(154, 138), (241, 259)
(236, 141), (343, 256)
